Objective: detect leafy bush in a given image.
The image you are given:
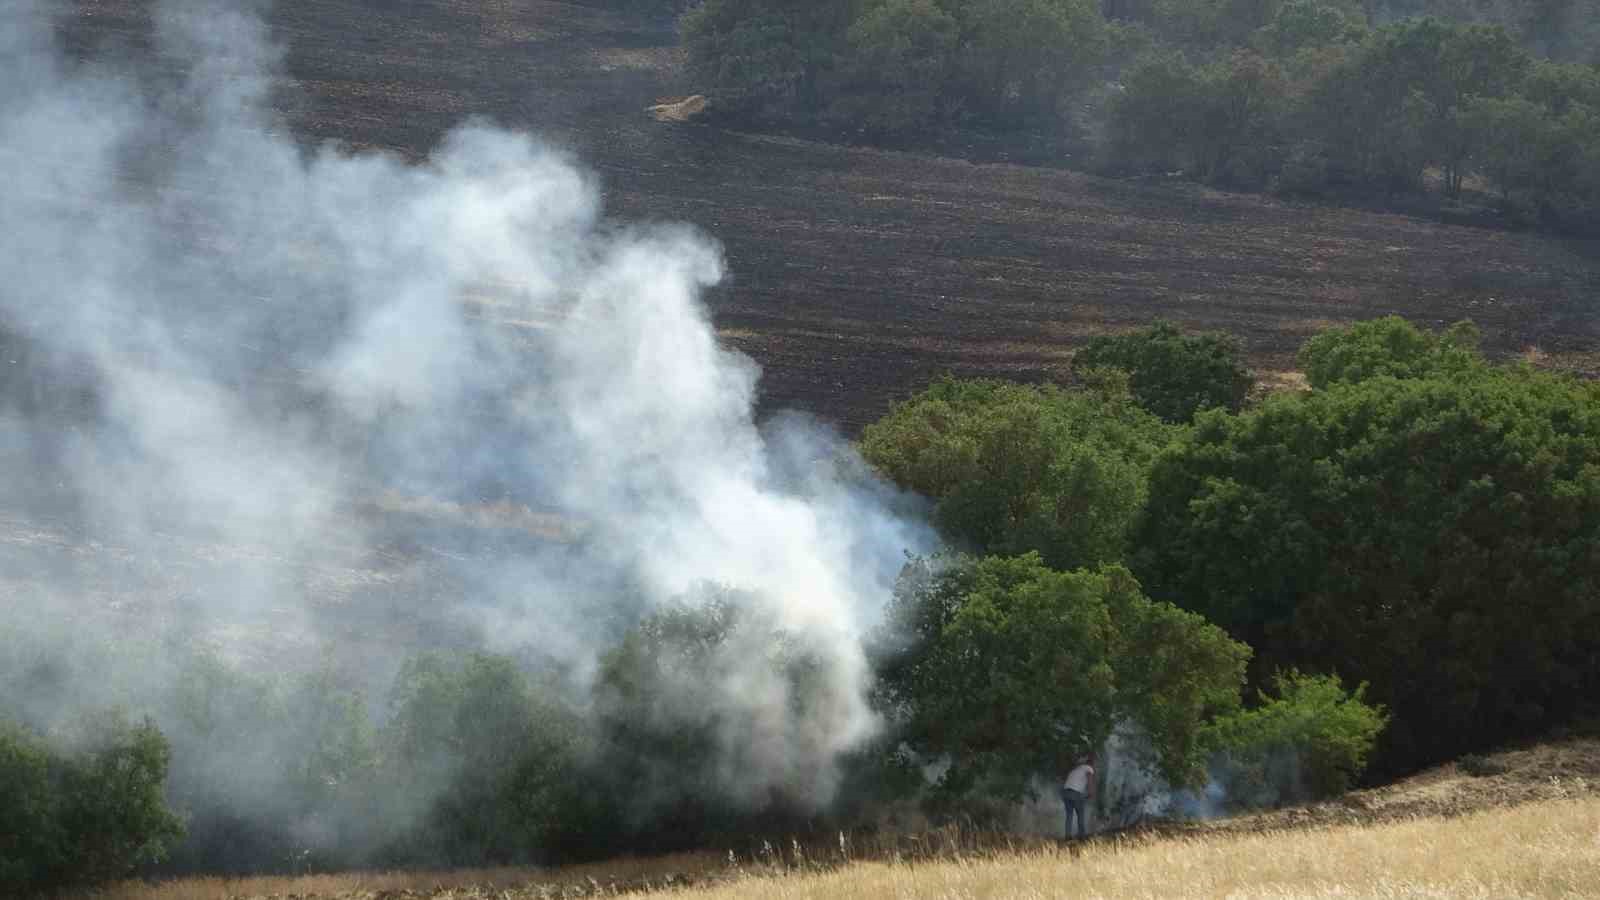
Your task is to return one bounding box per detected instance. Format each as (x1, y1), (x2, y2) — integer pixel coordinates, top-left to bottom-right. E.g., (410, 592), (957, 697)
(381, 653), (592, 866)
(0, 713), (184, 896)
(1135, 353), (1600, 774)
(874, 553), (1249, 806)
(860, 377), (1174, 570)
(1297, 316), (1481, 388)
(1073, 321), (1254, 423)
(0, 723), (62, 892)
(1203, 672), (1387, 806)
(588, 586), (848, 852)
(681, 0), (856, 120)
(682, 0), (1105, 133)
(833, 0), (961, 134)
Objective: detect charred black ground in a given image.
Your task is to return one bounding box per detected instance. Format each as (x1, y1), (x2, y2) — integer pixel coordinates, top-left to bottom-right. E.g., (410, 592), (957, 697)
(54, 0), (1600, 433)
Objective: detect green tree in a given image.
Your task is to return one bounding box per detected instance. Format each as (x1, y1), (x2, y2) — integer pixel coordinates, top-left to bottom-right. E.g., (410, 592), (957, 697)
(383, 653), (588, 865)
(1251, 0), (1367, 56)
(955, 0), (1109, 127)
(0, 712), (184, 895)
(860, 377), (1174, 570)
(1460, 94), (1556, 205)
(874, 554), (1249, 804)
(682, 0), (860, 119)
(589, 587), (841, 850)
(0, 722), (63, 893)
(1073, 321), (1255, 422)
(1297, 315), (1481, 388)
(835, 0), (961, 133)
(1135, 355), (1600, 774)
(1106, 51), (1203, 172)
(1301, 19), (1528, 195)
(53, 712), (185, 886)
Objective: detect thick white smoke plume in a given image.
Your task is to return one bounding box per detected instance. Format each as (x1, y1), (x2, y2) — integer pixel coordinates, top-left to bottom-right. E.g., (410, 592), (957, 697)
(0, 0), (931, 834)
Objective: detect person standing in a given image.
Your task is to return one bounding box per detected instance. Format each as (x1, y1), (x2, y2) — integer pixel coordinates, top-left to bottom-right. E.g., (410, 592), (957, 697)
(1061, 754), (1096, 840)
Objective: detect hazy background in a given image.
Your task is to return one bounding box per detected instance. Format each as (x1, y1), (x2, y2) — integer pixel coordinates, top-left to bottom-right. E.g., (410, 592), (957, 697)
(0, 0), (934, 867)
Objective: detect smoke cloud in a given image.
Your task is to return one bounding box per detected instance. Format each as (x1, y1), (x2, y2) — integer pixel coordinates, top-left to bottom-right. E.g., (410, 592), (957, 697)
(0, 0), (931, 858)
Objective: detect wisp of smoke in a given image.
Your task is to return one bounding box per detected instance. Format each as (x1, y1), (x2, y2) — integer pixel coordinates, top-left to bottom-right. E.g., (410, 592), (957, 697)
(0, 0), (932, 850)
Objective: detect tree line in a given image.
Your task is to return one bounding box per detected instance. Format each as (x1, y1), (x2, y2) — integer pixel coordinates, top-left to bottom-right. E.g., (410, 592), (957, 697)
(863, 317), (1600, 780)
(676, 0), (1600, 231)
(10, 316), (1600, 892)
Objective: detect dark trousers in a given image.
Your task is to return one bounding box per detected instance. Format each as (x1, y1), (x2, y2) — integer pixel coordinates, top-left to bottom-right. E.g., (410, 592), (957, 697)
(1060, 787), (1088, 839)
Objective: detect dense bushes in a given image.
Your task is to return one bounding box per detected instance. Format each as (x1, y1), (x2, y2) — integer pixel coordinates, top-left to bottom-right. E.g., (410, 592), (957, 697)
(679, 0), (1600, 232)
(1106, 15), (1600, 226)
(378, 653), (595, 866)
(683, 0), (1106, 134)
(0, 714), (184, 896)
(1133, 327), (1600, 774)
(1203, 672), (1388, 806)
(863, 318), (1600, 784)
(1072, 321), (1254, 423)
(875, 553), (1251, 805)
(1297, 315), (1481, 387)
(859, 377), (1174, 570)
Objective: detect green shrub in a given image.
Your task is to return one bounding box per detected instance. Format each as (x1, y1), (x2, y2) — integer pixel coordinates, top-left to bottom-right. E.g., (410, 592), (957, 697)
(1073, 321), (1253, 423)
(860, 377), (1174, 570)
(1136, 358), (1600, 774)
(0, 723), (63, 892)
(381, 653), (591, 866)
(1203, 671), (1387, 807)
(1297, 316), (1482, 388)
(0, 713), (184, 896)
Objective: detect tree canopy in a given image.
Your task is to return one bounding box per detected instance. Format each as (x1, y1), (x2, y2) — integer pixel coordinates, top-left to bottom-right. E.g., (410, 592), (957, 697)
(0, 713), (184, 896)
(1073, 321), (1255, 423)
(677, 0), (1600, 233)
(1134, 347), (1600, 773)
(859, 377), (1174, 570)
(874, 554), (1251, 802)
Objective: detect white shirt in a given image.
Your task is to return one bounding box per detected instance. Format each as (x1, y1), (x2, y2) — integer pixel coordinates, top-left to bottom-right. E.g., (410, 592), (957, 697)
(1064, 763), (1094, 793)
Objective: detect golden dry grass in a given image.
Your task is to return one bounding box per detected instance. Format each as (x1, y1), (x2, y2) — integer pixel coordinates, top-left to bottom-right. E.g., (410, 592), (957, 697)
(665, 796), (1600, 900)
(83, 853), (722, 900)
(88, 795), (1600, 900)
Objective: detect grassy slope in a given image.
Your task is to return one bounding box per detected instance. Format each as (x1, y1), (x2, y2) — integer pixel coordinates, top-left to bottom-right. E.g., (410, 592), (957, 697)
(89, 737), (1600, 899)
(676, 796), (1600, 899)
(88, 796), (1600, 899)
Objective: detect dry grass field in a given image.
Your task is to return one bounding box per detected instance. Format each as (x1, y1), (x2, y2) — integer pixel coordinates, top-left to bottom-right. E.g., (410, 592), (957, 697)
(671, 796), (1600, 900)
(81, 740), (1600, 900)
(83, 794), (1600, 899)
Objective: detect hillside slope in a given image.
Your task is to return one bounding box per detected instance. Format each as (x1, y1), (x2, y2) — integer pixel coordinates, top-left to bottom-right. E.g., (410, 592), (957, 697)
(58, 0), (1600, 432)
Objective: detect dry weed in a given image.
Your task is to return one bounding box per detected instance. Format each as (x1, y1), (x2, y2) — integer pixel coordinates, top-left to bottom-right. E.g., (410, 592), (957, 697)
(80, 794), (1600, 898)
(660, 796), (1600, 899)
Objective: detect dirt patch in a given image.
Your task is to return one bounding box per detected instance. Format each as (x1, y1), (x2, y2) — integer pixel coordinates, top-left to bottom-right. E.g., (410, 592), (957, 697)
(648, 94), (708, 123)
